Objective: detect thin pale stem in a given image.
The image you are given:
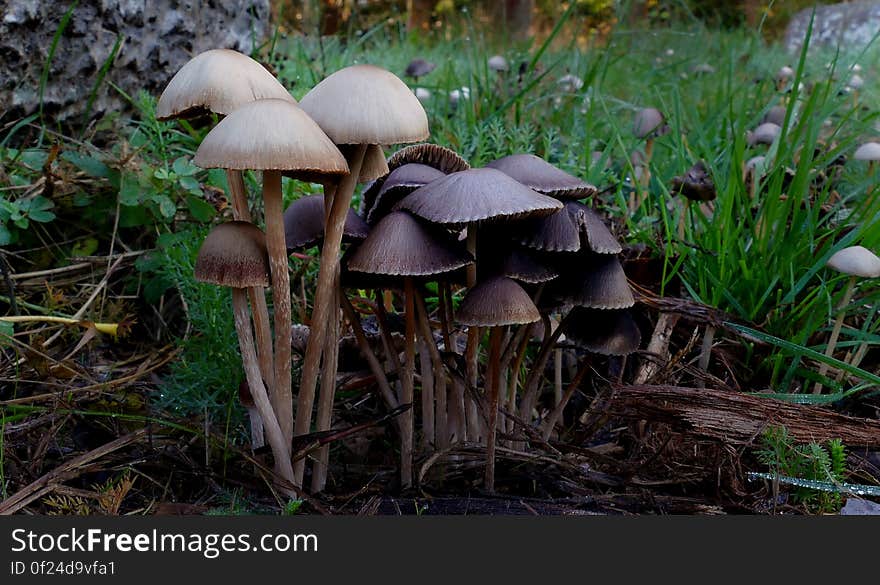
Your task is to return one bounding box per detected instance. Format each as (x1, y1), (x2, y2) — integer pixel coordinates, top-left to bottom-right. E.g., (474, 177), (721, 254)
(696, 324), (716, 389)
(401, 277), (416, 489)
(485, 326), (504, 492)
(813, 276), (856, 394)
(341, 294), (400, 411)
(311, 280), (340, 493)
(541, 357), (592, 441)
(415, 289), (446, 449)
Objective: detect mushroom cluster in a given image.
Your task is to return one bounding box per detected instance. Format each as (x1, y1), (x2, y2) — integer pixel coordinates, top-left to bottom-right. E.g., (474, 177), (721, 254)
(159, 49), (642, 496)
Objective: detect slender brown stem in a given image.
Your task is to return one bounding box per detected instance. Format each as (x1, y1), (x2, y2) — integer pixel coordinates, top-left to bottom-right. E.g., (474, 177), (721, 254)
(541, 357), (592, 440)
(263, 170), (294, 453)
(401, 277), (416, 488)
(553, 348), (563, 406)
(485, 326), (504, 492)
(415, 289), (446, 449)
(227, 169), (274, 413)
(439, 280), (464, 443)
(418, 321), (435, 449)
(696, 324), (716, 389)
(374, 292), (404, 378)
(813, 276), (856, 394)
(294, 144), (367, 487)
(341, 294), (399, 411)
(519, 313), (566, 421)
(311, 281), (340, 493)
(232, 288), (296, 495)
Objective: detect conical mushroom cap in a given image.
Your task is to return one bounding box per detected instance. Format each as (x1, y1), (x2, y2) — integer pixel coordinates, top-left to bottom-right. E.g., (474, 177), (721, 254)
(747, 123), (781, 146)
(283, 194), (370, 251)
(394, 168), (562, 225)
(633, 108), (665, 139)
(563, 308), (641, 356)
(670, 161), (716, 202)
(157, 49), (296, 120)
(347, 211), (472, 276)
(496, 248), (560, 283)
(193, 99), (349, 177)
(517, 206), (581, 252)
(548, 254), (635, 310)
(854, 142), (880, 161)
(405, 58), (436, 78)
(762, 105), (787, 127)
(387, 143), (470, 174)
(195, 221), (269, 288)
(566, 202), (622, 254)
(299, 64), (429, 145)
(486, 154), (597, 199)
(366, 163), (446, 224)
(341, 144), (389, 182)
(827, 246), (880, 278)
(456, 277), (540, 327)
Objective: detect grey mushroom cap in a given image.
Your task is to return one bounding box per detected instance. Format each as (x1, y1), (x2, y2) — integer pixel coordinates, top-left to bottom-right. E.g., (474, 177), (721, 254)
(517, 206), (581, 253)
(633, 108), (665, 139)
(747, 123), (781, 146)
(486, 154), (597, 199)
(194, 221), (270, 288)
(455, 277), (541, 327)
(492, 247), (560, 284)
(566, 202), (622, 254)
(488, 55), (510, 73)
(762, 106), (788, 127)
(405, 58), (437, 78)
(283, 194), (370, 251)
(365, 163), (446, 225)
(854, 142), (880, 161)
(826, 246), (880, 278)
(547, 253), (635, 310)
(347, 211), (473, 277)
(394, 168), (562, 225)
(563, 308), (642, 356)
(387, 143), (471, 174)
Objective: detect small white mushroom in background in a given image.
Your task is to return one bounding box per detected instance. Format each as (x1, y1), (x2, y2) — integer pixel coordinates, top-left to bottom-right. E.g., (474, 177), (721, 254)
(847, 74), (864, 90)
(558, 74), (583, 93)
(853, 63), (863, 73)
(488, 55), (509, 73)
(665, 48), (675, 57)
(812, 245), (880, 394)
(414, 87), (432, 103)
(776, 65), (795, 85)
(691, 63), (716, 75)
(747, 122), (781, 147)
(448, 86), (470, 107)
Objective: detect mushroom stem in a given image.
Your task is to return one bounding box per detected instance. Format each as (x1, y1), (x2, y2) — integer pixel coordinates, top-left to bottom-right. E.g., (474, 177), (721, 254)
(519, 313), (567, 422)
(227, 169), (275, 416)
(464, 226), (482, 442)
(813, 276), (856, 394)
(231, 288), (296, 495)
(505, 323), (533, 439)
(541, 356), (592, 441)
(485, 325), (504, 492)
(415, 289), (446, 449)
(294, 144), (367, 487)
(401, 276), (417, 488)
(246, 406), (265, 450)
(417, 311), (435, 450)
(263, 170), (294, 450)
(554, 348), (563, 406)
(311, 281), (340, 493)
(439, 280), (465, 443)
(340, 294), (400, 412)
(696, 324), (716, 389)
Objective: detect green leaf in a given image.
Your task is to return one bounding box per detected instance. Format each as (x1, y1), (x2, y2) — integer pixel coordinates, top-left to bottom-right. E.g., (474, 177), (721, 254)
(186, 195), (216, 222)
(0, 224), (13, 246)
(73, 191), (92, 207)
(153, 193), (177, 219)
(28, 209), (56, 223)
(29, 196), (54, 212)
(70, 237), (99, 257)
(119, 179), (141, 206)
(118, 204), (151, 228)
(0, 320), (14, 346)
(172, 156), (199, 177)
(61, 151), (112, 179)
(179, 176), (201, 193)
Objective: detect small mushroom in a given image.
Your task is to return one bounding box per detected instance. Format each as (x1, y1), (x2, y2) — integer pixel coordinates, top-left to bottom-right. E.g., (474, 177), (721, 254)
(486, 153), (597, 199)
(813, 245), (880, 394)
(282, 194), (369, 252)
(670, 161), (716, 239)
(747, 122), (781, 147)
(488, 55), (509, 73)
(405, 58), (436, 80)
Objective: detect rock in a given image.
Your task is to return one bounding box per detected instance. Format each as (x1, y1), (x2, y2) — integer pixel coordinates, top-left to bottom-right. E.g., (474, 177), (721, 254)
(784, 1), (880, 54)
(0, 1), (270, 125)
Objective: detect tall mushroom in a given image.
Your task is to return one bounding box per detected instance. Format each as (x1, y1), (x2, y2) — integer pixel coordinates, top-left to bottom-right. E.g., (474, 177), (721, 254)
(194, 221), (295, 492)
(194, 99), (349, 470)
(295, 64), (429, 487)
(456, 276), (540, 492)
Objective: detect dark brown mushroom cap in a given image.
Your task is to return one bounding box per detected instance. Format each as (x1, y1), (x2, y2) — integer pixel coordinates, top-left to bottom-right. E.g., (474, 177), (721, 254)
(387, 143), (471, 174)
(633, 108), (666, 139)
(194, 221), (270, 288)
(547, 253), (635, 310)
(496, 248), (560, 283)
(747, 123), (781, 147)
(670, 161), (716, 202)
(394, 168), (562, 225)
(365, 163), (446, 224)
(563, 308), (641, 356)
(405, 58), (437, 78)
(516, 206), (581, 252)
(347, 211), (473, 276)
(485, 154), (597, 199)
(283, 194), (370, 251)
(455, 277), (541, 327)
(762, 105), (787, 127)
(565, 202), (622, 254)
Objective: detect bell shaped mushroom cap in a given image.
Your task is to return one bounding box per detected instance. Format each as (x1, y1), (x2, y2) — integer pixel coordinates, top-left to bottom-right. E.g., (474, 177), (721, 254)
(563, 308), (641, 356)
(456, 277), (540, 327)
(549, 254), (635, 310)
(747, 123), (781, 146)
(387, 143), (470, 174)
(827, 246), (880, 278)
(488, 55), (509, 72)
(776, 65), (795, 82)
(395, 168), (562, 225)
(496, 248), (559, 283)
(633, 107), (665, 139)
(283, 194), (370, 251)
(405, 58), (436, 78)
(854, 142), (880, 161)
(193, 99), (348, 176)
(486, 154), (597, 199)
(299, 64), (429, 145)
(670, 161), (716, 202)
(195, 221), (270, 288)
(566, 202), (622, 254)
(762, 105), (787, 127)
(157, 49), (295, 120)
(366, 163), (446, 224)
(517, 206), (581, 252)
(347, 211), (472, 276)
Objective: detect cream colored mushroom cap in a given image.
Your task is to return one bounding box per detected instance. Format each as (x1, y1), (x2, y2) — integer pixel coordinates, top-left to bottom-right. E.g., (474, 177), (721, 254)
(854, 142), (880, 161)
(193, 99), (348, 175)
(157, 49), (295, 120)
(299, 65), (429, 145)
(827, 246), (880, 278)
